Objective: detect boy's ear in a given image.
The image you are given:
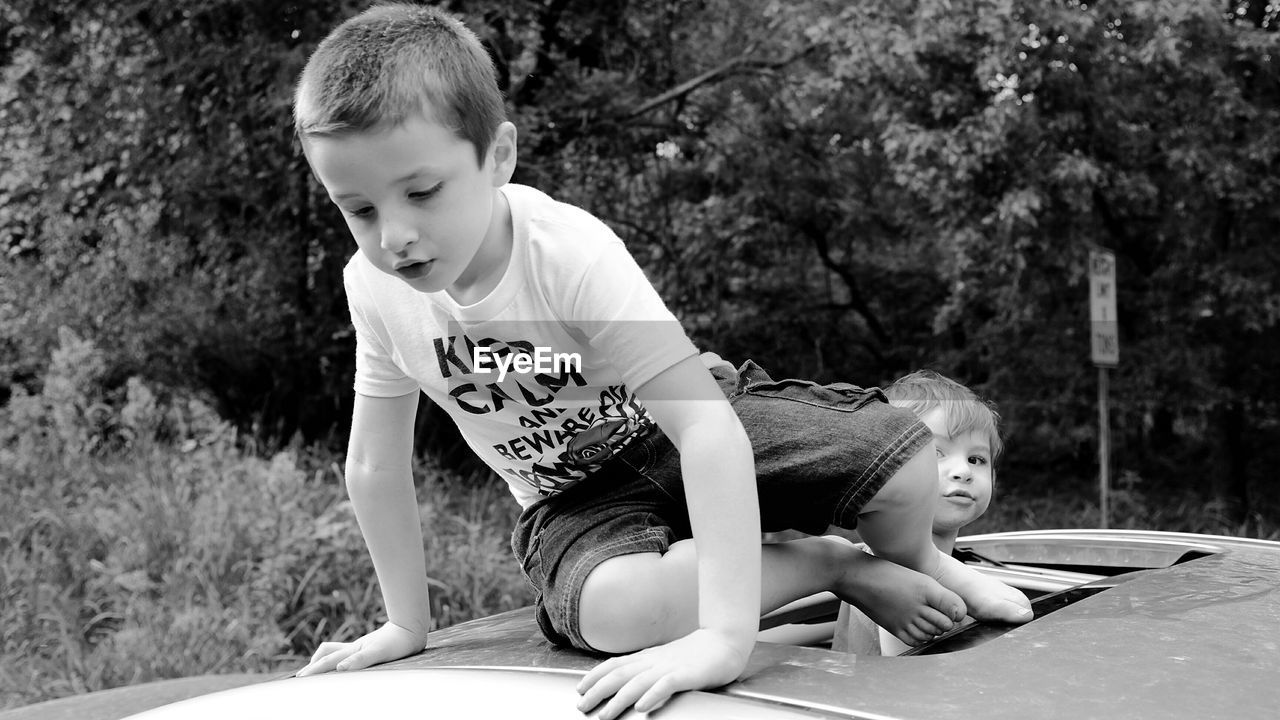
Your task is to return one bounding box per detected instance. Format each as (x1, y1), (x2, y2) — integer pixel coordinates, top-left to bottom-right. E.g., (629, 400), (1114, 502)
(489, 121), (518, 186)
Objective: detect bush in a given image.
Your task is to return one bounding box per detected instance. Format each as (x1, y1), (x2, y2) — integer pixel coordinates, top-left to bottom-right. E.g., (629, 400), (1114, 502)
(0, 332), (531, 710)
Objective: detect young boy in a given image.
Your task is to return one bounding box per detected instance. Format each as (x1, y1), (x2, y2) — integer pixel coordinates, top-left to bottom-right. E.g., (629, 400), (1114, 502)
(832, 370), (1003, 656)
(291, 6), (1030, 718)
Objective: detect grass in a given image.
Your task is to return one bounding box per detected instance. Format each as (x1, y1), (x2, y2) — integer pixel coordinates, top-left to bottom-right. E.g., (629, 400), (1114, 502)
(0, 430), (532, 711)
(0, 337), (533, 710)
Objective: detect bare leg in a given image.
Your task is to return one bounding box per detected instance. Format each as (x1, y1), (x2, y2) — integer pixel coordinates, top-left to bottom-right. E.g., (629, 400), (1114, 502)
(578, 443), (1027, 654)
(579, 534), (963, 653)
(858, 444), (1032, 623)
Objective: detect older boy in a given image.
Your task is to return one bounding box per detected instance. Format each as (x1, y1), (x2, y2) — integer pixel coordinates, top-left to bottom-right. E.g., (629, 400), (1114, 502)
(833, 370), (1004, 655)
(291, 6), (1030, 719)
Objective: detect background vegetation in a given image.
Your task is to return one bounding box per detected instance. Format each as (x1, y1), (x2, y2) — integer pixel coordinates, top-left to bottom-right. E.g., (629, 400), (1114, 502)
(2, 0), (1278, 709)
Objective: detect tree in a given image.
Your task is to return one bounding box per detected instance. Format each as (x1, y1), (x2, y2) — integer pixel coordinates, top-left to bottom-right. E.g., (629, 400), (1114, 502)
(3, 0), (1277, 520)
(511, 0), (1280, 518)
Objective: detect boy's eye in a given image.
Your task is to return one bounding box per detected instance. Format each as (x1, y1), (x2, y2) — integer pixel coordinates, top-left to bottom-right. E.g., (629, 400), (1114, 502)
(409, 183), (443, 201)
(346, 206), (374, 219)
(969, 455), (989, 466)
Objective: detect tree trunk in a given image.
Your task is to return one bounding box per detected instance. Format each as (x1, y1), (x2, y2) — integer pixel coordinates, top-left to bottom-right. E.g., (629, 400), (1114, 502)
(1209, 401), (1249, 525)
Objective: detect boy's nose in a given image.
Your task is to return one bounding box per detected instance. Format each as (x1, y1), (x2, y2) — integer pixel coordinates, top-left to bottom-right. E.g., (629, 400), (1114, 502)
(381, 219), (419, 254)
(948, 462), (972, 481)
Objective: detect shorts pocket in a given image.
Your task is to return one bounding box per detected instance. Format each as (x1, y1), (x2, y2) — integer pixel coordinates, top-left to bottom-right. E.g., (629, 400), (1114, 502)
(618, 436), (654, 475)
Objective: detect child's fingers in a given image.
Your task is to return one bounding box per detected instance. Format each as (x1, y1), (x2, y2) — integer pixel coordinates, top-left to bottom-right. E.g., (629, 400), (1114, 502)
(596, 669), (665, 720)
(576, 655), (628, 695)
(633, 673), (681, 714)
(297, 643), (356, 677)
(335, 647), (379, 672)
(307, 641), (346, 664)
(576, 657), (647, 713)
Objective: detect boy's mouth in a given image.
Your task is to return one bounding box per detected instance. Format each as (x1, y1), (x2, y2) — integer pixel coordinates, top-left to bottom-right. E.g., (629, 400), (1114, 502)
(395, 259), (434, 279)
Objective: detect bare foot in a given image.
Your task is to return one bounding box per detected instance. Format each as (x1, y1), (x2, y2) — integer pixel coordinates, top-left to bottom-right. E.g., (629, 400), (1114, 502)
(932, 551), (1033, 623)
(834, 546), (967, 647)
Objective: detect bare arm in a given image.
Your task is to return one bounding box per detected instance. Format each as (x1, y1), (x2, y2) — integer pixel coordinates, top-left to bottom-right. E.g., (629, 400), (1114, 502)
(577, 355), (760, 717)
(297, 391), (431, 675)
(646, 356), (760, 657)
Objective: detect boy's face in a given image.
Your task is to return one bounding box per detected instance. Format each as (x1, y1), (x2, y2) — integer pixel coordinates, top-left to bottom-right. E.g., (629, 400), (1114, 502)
(919, 408), (994, 534)
(304, 114), (517, 295)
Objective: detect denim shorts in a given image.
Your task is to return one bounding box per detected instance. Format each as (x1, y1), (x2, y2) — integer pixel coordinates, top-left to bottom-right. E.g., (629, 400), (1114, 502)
(509, 360), (931, 651)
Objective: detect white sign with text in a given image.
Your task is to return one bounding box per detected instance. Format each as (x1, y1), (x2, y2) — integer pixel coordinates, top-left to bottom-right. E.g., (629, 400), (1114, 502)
(1089, 249), (1119, 367)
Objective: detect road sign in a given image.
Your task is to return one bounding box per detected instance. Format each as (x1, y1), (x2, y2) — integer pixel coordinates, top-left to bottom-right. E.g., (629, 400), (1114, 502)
(1088, 248), (1118, 527)
(1089, 249), (1119, 367)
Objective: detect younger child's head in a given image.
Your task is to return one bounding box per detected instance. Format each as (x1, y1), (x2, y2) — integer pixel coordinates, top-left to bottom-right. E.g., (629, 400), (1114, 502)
(293, 2), (507, 165)
(885, 371), (1002, 537)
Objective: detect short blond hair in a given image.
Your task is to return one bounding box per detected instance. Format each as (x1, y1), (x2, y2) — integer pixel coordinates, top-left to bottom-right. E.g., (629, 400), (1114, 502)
(293, 3), (506, 165)
(886, 370), (1003, 461)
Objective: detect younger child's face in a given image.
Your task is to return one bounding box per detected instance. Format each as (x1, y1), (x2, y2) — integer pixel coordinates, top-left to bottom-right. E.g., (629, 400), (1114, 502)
(919, 408), (994, 534)
(304, 113), (516, 296)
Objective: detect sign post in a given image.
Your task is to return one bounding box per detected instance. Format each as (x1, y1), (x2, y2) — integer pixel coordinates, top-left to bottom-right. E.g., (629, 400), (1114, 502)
(1089, 249), (1119, 528)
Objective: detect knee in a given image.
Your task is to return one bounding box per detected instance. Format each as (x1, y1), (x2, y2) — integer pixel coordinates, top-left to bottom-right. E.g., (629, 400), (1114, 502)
(577, 555), (673, 654)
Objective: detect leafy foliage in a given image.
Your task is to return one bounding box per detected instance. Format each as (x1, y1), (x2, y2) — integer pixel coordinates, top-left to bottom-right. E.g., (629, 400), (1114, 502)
(1, 0), (357, 438)
(502, 0), (1280, 518)
(3, 0), (1279, 508)
(0, 331), (530, 709)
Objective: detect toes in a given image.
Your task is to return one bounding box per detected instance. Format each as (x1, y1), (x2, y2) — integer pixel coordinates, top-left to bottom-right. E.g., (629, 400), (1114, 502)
(1002, 597), (1034, 623)
(899, 618), (947, 647)
(968, 582), (1032, 623)
(917, 607), (956, 636)
(926, 584), (967, 623)
(897, 624), (929, 646)
(969, 595), (1032, 623)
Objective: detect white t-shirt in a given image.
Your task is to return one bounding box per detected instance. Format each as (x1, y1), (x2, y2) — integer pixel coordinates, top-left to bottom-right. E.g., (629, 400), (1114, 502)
(344, 183), (698, 508)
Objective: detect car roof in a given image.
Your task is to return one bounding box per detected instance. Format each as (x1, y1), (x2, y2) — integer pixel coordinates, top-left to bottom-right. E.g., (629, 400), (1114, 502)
(5, 530), (1277, 720)
(381, 529), (1280, 719)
